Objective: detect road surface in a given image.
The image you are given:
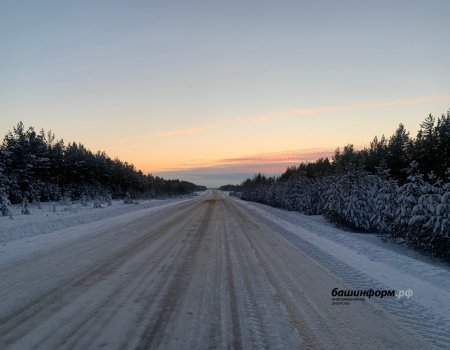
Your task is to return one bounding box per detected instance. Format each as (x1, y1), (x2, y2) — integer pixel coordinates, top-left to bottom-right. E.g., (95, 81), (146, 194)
(0, 192), (431, 349)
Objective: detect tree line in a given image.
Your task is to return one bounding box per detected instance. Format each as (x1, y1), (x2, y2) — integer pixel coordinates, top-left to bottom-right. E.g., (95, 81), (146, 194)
(0, 122), (205, 206)
(235, 111), (450, 260)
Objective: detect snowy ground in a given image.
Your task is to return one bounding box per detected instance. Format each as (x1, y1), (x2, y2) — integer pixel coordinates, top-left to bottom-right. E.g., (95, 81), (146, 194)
(0, 191), (448, 349)
(0, 191), (209, 244)
(0, 191), (437, 349)
(231, 197), (450, 348)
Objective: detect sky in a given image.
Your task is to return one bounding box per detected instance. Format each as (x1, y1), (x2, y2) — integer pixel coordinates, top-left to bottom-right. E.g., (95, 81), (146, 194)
(1, 0), (449, 187)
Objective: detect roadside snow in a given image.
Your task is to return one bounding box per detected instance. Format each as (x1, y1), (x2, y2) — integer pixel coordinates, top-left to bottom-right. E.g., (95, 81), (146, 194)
(0, 193), (210, 245)
(0, 197), (199, 265)
(231, 197), (450, 346)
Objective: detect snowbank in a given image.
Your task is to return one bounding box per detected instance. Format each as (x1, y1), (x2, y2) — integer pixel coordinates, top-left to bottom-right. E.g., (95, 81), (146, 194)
(0, 194), (205, 244)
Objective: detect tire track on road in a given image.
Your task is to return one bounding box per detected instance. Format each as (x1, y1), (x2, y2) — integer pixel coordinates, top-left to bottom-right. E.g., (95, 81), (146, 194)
(223, 199), (321, 349)
(136, 199), (215, 349)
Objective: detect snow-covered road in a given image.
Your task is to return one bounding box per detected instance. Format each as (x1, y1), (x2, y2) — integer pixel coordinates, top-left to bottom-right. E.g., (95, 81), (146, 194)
(0, 192), (447, 349)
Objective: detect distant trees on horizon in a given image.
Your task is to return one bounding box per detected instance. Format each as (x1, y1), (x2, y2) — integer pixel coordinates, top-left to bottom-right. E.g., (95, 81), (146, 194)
(0, 122), (206, 206)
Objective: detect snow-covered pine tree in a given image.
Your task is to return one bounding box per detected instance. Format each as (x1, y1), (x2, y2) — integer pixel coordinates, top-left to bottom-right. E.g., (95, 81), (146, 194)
(314, 176), (335, 215)
(123, 192), (133, 204)
(275, 182), (289, 209)
(282, 181), (296, 211)
(345, 172), (380, 231)
(80, 194), (89, 206)
(415, 172), (443, 252)
(323, 171), (380, 231)
(323, 173), (348, 226)
(93, 192), (102, 209)
(301, 177), (318, 215)
(395, 161), (427, 247)
(433, 169), (450, 258)
(262, 182), (274, 206)
(21, 197), (31, 215)
(60, 192), (72, 211)
(1, 190), (12, 218)
(373, 167), (399, 239)
(285, 179), (307, 211)
(105, 193), (113, 206)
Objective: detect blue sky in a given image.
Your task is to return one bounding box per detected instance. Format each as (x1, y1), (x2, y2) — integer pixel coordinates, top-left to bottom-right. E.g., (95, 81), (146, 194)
(1, 0), (449, 187)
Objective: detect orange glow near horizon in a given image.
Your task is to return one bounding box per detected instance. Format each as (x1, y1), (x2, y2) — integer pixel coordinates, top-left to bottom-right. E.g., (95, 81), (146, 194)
(151, 148), (335, 172)
(85, 95), (450, 178)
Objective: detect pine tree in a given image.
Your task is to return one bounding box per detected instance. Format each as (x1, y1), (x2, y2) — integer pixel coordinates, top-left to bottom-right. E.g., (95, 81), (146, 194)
(365, 135), (389, 173)
(434, 111), (450, 178)
(433, 169), (450, 258)
(21, 197), (31, 215)
(387, 124), (412, 182)
(123, 192), (133, 204)
(414, 114), (437, 177)
(373, 167), (399, 238)
(105, 193), (113, 206)
(0, 190), (12, 218)
(395, 161), (426, 246)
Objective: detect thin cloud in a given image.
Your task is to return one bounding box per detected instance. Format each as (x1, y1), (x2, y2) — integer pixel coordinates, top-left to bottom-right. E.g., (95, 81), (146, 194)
(156, 148), (335, 173)
(217, 149), (335, 164)
(107, 94), (450, 145)
(228, 94), (450, 126)
(156, 94), (450, 137)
